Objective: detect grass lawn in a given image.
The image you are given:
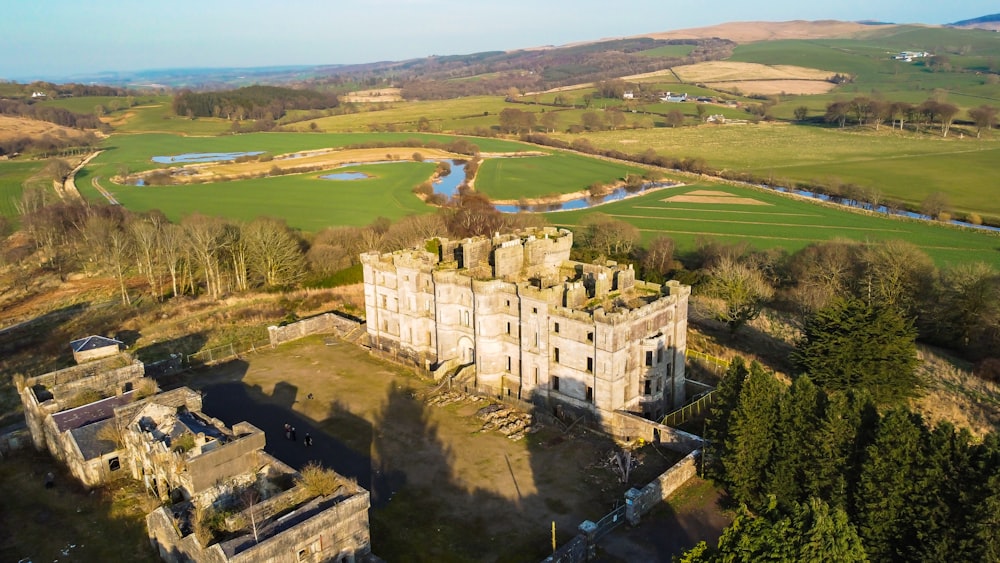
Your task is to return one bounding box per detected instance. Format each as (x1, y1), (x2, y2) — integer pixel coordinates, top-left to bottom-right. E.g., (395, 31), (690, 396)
(550, 124), (1000, 220)
(546, 183), (1000, 269)
(476, 152), (647, 200)
(290, 96), (546, 133)
(87, 161), (437, 230)
(92, 132), (533, 176)
(0, 450), (159, 563)
(0, 160), (44, 218)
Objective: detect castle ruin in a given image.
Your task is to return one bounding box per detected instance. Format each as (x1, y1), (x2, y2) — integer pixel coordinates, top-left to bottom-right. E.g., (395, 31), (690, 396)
(361, 227), (690, 423)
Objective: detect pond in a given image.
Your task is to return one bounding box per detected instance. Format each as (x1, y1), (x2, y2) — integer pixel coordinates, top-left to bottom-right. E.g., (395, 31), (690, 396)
(495, 181), (681, 213)
(319, 171), (369, 181)
(152, 151), (265, 164)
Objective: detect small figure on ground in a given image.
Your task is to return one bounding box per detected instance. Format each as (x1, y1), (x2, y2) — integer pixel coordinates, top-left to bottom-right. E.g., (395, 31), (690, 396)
(307, 393), (314, 400)
(44, 471), (55, 489)
(284, 423), (291, 440)
(290, 426), (297, 442)
(304, 433), (313, 447)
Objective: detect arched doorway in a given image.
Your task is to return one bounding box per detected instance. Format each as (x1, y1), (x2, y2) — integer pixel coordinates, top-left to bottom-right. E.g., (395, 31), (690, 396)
(458, 336), (475, 365)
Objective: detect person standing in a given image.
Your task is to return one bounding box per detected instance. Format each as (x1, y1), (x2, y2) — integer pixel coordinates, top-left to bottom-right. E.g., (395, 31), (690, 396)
(304, 433), (313, 446)
(290, 426), (297, 442)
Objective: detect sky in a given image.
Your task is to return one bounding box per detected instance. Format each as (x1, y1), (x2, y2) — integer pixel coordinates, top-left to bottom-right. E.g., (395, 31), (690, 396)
(1, 0), (996, 81)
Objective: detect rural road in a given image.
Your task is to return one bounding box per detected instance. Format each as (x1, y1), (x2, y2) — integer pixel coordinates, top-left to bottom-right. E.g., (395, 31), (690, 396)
(63, 150), (102, 200)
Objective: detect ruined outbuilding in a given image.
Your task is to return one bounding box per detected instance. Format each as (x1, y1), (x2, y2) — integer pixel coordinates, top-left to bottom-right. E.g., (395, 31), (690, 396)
(20, 343), (376, 563)
(361, 227), (690, 424)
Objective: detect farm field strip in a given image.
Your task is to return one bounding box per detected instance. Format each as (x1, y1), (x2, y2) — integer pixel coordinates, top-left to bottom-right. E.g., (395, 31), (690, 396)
(631, 205), (822, 217)
(547, 184), (1000, 267)
(90, 162), (437, 230)
(475, 153), (646, 200)
(604, 213), (910, 233)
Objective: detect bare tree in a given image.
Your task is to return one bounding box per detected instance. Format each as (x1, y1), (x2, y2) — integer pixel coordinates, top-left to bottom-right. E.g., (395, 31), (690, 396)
(581, 213), (640, 257)
(183, 214), (228, 300)
(540, 111), (559, 133)
(130, 215), (164, 299)
(921, 192), (951, 219)
(159, 222), (186, 298)
(641, 236), (675, 279)
(244, 217), (305, 288)
(705, 256), (775, 332)
(969, 105), (998, 138)
(86, 214), (134, 305)
(858, 240), (934, 316)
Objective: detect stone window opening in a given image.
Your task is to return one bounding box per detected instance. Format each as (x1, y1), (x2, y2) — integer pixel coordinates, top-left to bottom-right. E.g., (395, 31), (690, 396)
(554, 322), (560, 333)
(586, 357), (593, 373)
(586, 386), (593, 402)
(108, 457), (121, 471)
(645, 350), (653, 366)
(553, 376), (560, 391)
(587, 331), (594, 342)
(506, 322), (511, 335)
(507, 356), (512, 371)
(554, 347), (560, 363)
(644, 380), (652, 395)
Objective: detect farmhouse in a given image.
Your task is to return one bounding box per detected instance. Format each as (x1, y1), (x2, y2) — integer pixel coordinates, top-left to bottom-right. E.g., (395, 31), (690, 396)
(20, 344), (376, 563)
(660, 92), (688, 102)
(361, 227), (690, 424)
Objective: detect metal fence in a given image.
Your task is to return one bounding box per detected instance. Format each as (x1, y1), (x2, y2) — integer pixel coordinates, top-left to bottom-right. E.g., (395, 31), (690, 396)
(661, 390), (716, 427)
(186, 338), (271, 367)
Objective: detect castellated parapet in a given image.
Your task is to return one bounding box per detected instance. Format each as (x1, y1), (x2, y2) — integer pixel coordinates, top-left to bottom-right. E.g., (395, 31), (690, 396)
(362, 227), (691, 424)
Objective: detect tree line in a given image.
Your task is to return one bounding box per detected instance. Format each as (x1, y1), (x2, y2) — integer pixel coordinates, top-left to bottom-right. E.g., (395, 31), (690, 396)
(821, 96), (998, 138)
(684, 357), (1000, 562)
(172, 85), (338, 121)
(10, 169), (544, 304)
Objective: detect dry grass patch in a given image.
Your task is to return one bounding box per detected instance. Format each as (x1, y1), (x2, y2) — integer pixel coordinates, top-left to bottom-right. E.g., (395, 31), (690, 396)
(913, 348), (1000, 437)
(673, 61), (835, 83)
(663, 190), (770, 205)
(136, 147), (461, 184)
(708, 79), (837, 96)
(340, 88), (403, 103)
(0, 115), (91, 144)
(644, 20), (889, 43)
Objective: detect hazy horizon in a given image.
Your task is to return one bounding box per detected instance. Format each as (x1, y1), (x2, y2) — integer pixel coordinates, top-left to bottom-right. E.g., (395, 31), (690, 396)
(2, 0), (996, 82)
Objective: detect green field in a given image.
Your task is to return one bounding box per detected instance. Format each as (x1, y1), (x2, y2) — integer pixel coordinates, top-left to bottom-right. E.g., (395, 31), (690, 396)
(551, 124), (1000, 220)
(476, 153), (646, 200)
(0, 160), (45, 219)
(83, 162), (436, 230)
(546, 183), (1000, 268)
(638, 45), (697, 58)
(90, 131), (535, 176)
(291, 96), (548, 133)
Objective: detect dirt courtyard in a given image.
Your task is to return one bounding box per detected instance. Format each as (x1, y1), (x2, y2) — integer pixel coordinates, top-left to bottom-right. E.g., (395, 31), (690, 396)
(181, 335), (727, 561)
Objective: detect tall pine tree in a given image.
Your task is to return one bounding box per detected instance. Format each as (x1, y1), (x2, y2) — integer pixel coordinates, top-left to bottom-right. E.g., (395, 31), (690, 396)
(724, 361), (783, 511)
(793, 298), (919, 405)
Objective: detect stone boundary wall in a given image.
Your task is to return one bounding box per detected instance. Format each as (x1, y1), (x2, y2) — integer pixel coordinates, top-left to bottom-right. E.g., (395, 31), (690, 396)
(268, 313), (362, 347)
(609, 410), (703, 453)
(541, 534), (588, 563)
(625, 449), (700, 525)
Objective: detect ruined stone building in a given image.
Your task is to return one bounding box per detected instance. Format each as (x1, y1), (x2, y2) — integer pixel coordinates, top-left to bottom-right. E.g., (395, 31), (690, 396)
(361, 227), (690, 423)
(20, 341), (375, 563)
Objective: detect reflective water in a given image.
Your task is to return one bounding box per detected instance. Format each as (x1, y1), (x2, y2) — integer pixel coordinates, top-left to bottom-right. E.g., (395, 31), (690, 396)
(152, 151), (264, 164)
(319, 172), (369, 181)
(767, 185), (1000, 233)
(495, 181), (680, 213)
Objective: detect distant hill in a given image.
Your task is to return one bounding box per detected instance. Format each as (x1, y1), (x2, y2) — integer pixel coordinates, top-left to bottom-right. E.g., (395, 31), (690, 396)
(949, 13), (1000, 31)
(641, 20), (894, 44)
